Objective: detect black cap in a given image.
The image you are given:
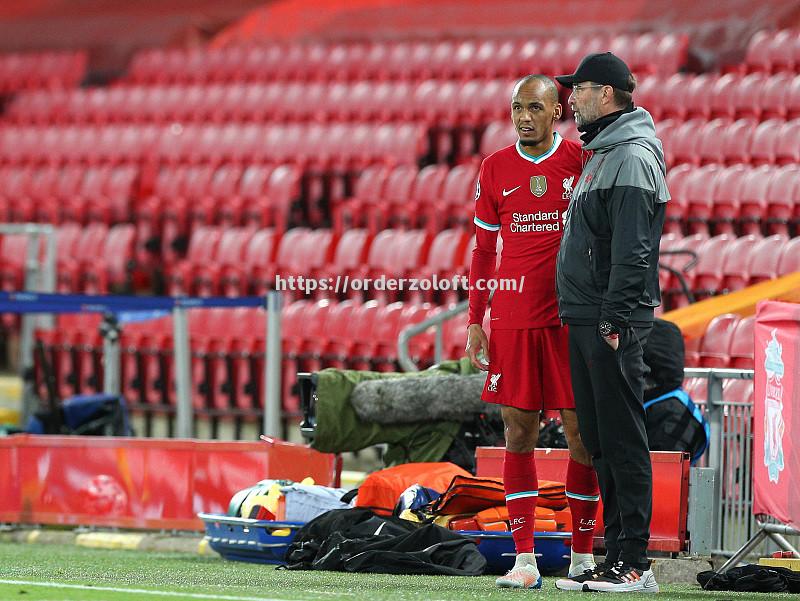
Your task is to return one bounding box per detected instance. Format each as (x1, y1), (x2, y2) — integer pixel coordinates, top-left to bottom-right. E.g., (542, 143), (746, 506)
(555, 52), (634, 91)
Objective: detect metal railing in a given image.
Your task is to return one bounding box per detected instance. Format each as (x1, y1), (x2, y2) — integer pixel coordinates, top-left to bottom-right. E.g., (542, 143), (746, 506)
(685, 366), (799, 557)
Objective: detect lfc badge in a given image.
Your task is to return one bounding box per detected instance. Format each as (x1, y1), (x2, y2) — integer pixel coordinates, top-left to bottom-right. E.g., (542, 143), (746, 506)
(530, 175), (547, 198)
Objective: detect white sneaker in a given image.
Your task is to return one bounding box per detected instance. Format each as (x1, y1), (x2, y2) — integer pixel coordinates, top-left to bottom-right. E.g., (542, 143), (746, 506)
(495, 563), (542, 589)
(582, 561), (659, 593)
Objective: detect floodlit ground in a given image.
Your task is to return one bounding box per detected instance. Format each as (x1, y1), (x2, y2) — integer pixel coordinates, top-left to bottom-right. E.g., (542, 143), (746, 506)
(0, 542), (793, 601)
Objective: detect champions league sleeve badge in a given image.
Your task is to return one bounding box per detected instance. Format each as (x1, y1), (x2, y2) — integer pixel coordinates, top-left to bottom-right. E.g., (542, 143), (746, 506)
(763, 328), (785, 484)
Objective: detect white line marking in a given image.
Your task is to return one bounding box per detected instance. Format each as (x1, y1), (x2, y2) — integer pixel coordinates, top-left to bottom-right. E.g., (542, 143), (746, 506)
(0, 579), (290, 601)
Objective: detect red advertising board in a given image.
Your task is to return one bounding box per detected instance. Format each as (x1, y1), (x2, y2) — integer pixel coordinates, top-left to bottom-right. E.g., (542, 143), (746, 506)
(753, 301), (800, 530)
(0, 435), (338, 530)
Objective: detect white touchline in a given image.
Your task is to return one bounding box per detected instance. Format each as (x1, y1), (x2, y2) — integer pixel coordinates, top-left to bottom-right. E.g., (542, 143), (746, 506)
(0, 580), (292, 601)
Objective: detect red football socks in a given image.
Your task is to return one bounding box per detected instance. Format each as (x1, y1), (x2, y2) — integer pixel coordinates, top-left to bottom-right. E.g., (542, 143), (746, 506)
(503, 449), (539, 554)
(566, 457), (600, 554)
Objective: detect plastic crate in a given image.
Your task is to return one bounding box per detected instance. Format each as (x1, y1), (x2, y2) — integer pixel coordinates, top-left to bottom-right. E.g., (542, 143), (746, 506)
(461, 531), (572, 575)
(198, 513), (304, 564)
(200, 512), (572, 574)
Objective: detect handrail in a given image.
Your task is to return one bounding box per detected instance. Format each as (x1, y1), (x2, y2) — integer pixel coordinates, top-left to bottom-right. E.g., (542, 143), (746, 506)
(397, 299), (468, 372)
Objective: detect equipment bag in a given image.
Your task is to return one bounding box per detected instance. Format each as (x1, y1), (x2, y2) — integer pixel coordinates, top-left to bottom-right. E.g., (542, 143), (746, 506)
(644, 387), (710, 463)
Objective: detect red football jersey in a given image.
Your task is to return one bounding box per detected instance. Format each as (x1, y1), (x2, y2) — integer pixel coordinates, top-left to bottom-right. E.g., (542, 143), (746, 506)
(469, 133), (582, 329)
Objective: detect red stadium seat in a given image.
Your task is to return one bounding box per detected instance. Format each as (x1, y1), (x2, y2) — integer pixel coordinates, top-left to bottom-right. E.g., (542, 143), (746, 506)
(317, 228), (372, 289)
(657, 75), (691, 120)
(708, 165), (748, 235)
(698, 313), (740, 368)
(707, 74), (739, 119)
(738, 165), (776, 234)
(667, 118), (705, 166)
(195, 228), (255, 297)
(719, 234), (762, 293)
(748, 235), (789, 286)
(683, 74), (718, 120)
(764, 164), (800, 235)
(732, 73), (767, 120)
(684, 164), (723, 235)
(729, 316), (755, 369)
(775, 119), (800, 165)
(777, 236), (800, 276)
(690, 234), (735, 299)
(333, 165), (389, 232)
(744, 30), (773, 73)
(759, 73), (792, 120)
(696, 118), (734, 166)
(165, 226), (222, 296)
(719, 118), (757, 166)
(426, 163), (479, 231)
(748, 119), (782, 166)
(661, 233), (709, 309)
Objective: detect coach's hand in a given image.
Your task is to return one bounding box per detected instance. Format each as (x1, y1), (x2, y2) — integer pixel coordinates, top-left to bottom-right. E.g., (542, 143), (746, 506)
(466, 324), (490, 371)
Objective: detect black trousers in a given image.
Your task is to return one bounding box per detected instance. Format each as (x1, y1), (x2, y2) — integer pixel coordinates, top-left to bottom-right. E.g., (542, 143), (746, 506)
(568, 324), (653, 569)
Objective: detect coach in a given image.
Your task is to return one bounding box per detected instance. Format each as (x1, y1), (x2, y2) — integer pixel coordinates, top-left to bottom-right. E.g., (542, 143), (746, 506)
(554, 53), (669, 593)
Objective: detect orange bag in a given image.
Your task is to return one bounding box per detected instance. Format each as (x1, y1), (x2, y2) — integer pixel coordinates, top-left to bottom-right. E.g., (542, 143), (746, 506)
(428, 475), (506, 516)
(473, 505), (558, 532)
(355, 462), (470, 516)
(538, 479), (568, 510)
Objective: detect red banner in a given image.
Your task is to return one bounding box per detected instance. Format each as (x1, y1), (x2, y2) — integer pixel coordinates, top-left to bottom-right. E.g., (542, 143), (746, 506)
(753, 301), (800, 530)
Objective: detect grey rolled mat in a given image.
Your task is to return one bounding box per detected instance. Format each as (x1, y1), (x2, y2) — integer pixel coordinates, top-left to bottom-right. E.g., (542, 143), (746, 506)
(349, 373), (493, 424)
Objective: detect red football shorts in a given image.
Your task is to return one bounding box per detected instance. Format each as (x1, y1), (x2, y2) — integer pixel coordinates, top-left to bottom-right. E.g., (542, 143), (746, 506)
(481, 326), (574, 411)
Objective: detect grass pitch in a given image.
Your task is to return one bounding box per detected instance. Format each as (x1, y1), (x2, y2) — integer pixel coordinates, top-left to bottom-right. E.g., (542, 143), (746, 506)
(0, 542), (791, 601)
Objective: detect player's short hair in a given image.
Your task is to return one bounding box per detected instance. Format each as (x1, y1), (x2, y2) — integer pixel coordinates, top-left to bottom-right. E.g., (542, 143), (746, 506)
(513, 74), (559, 105)
(612, 73), (637, 108)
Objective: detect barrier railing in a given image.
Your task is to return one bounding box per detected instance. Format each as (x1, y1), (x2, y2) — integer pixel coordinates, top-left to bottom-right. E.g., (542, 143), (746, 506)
(685, 367), (800, 557)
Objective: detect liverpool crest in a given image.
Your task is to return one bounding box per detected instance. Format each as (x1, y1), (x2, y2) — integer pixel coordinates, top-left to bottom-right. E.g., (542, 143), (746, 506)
(530, 176), (547, 198)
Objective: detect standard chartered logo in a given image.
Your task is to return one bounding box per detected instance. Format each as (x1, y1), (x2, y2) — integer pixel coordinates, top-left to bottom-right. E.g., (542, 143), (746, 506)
(510, 210), (562, 232)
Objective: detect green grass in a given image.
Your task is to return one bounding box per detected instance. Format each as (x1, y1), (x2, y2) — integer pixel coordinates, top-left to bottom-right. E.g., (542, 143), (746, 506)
(0, 542), (792, 601)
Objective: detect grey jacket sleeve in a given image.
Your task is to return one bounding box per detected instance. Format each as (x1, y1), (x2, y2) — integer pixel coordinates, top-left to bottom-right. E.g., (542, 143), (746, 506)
(600, 155), (659, 327)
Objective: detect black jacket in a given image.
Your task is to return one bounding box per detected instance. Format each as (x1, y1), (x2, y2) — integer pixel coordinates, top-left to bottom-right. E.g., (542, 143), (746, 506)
(556, 108), (669, 327)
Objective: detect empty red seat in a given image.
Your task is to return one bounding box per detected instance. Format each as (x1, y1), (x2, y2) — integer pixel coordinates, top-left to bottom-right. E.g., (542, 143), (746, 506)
(777, 236), (800, 276)
(748, 235), (789, 285)
(764, 165), (800, 235)
(744, 30), (773, 72)
(684, 165), (723, 235)
(775, 119), (800, 165)
(698, 313), (740, 368)
(728, 316), (755, 369)
(719, 234), (762, 293)
(738, 165), (776, 234)
(759, 73), (792, 120)
(709, 165), (748, 234)
(690, 234), (736, 299)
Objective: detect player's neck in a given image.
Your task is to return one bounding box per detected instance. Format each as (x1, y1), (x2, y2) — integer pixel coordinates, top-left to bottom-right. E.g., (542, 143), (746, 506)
(517, 132), (556, 160)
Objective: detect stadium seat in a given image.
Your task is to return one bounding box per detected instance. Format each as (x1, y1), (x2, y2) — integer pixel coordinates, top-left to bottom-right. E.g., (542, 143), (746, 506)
(333, 165), (389, 232)
(194, 228), (255, 296)
(410, 228), (470, 302)
(747, 234), (788, 286)
(759, 73), (792, 120)
(666, 118), (705, 166)
(764, 165), (800, 235)
(684, 165), (723, 235)
(425, 163), (479, 231)
(696, 118), (734, 166)
(707, 74), (739, 119)
(718, 119), (757, 166)
(728, 315), (755, 370)
(719, 234), (762, 293)
(775, 119), (800, 165)
(683, 74), (718, 120)
(737, 165), (775, 234)
(690, 234), (735, 300)
(698, 313), (740, 368)
(777, 236), (800, 276)
(744, 30), (773, 73)
(709, 165), (748, 234)
(57, 223), (109, 292)
(165, 226), (223, 296)
(732, 73), (767, 120)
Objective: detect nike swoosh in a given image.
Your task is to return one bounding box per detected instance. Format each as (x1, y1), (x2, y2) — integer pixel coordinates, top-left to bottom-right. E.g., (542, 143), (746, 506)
(510, 526), (524, 533)
(502, 186), (521, 196)
(578, 527), (593, 532)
